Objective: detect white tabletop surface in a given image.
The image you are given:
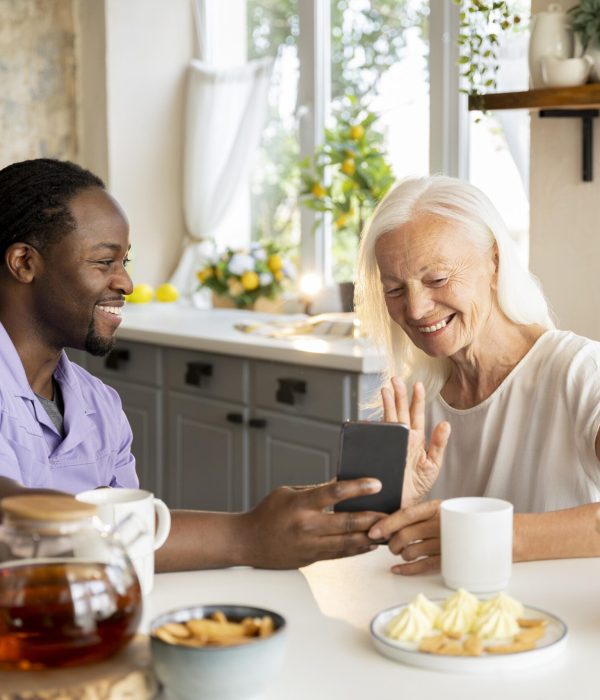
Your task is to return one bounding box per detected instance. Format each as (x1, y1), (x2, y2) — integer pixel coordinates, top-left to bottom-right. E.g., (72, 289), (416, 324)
(119, 304), (384, 373)
(143, 547), (600, 699)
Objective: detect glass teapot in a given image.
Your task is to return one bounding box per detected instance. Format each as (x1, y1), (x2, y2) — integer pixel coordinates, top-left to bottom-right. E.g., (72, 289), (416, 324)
(0, 494), (142, 670)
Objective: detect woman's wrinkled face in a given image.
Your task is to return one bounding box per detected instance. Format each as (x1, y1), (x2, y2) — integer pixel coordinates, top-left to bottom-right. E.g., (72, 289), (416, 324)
(374, 215), (498, 359)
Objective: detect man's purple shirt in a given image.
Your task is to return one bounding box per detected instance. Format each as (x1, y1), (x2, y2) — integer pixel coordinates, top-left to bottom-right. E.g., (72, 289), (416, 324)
(0, 322), (138, 493)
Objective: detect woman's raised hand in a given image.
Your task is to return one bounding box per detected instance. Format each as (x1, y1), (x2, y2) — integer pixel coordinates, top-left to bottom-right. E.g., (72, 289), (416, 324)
(381, 377), (450, 508)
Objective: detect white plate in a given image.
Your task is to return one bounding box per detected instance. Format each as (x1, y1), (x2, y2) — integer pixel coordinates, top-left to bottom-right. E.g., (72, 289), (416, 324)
(370, 602), (568, 674)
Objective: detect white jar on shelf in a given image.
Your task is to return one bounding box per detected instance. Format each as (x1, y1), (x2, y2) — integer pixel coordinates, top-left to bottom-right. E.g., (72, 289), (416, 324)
(528, 3), (574, 89)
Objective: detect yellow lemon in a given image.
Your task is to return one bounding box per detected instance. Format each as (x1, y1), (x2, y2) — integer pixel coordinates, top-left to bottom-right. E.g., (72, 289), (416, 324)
(125, 283), (154, 304)
(155, 283), (179, 303)
(350, 124), (365, 140)
(341, 158), (356, 176)
(335, 213), (350, 229)
(311, 182), (326, 198)
(267, 254), (283, 272)
(241, 271), (260, 291)
(274, 270), (284, 282)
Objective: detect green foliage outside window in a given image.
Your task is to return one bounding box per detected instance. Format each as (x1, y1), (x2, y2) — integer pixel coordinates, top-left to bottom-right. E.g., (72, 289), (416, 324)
(299, 100), (395, 282)
(246, 0), (428, 275)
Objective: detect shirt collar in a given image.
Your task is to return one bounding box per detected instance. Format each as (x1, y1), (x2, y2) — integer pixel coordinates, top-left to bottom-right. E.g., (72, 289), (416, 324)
(0, 321), (38, 401)
(0, 320), (96, 418)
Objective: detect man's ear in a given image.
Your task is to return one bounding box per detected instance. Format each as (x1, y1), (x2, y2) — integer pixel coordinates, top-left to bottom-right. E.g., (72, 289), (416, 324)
(4, 243), (42, 284)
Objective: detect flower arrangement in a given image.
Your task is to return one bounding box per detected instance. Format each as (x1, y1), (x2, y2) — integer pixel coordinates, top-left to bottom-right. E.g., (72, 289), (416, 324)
(299, 100), (394, 281)
(196, 241), (294, 309)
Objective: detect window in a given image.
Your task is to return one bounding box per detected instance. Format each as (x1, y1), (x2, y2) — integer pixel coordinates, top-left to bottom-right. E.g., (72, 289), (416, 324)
(242, 0), (528, 284)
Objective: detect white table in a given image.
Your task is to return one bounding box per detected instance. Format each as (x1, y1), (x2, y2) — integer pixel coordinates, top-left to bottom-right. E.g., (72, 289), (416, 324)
(143, 548), (600, 699)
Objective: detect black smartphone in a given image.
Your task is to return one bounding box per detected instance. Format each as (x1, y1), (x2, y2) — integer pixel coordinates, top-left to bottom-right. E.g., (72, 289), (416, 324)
(333, 420), (408, 514)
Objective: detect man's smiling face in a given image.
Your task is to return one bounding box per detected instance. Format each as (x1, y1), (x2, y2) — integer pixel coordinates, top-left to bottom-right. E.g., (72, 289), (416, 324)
(32, 187), (133, 355)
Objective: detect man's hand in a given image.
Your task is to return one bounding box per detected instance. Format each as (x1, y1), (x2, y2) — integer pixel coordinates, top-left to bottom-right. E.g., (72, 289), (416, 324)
(241, 478), (384, 569)
(368, 499), (442, 575)
(381, 378), (450, 508)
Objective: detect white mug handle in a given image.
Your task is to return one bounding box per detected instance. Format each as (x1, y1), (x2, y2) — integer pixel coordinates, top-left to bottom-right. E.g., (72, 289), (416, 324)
(153, 498), (171, 550)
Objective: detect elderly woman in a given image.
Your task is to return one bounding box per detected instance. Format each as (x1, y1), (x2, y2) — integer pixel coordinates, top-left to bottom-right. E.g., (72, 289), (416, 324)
(358, 176), (600, 574)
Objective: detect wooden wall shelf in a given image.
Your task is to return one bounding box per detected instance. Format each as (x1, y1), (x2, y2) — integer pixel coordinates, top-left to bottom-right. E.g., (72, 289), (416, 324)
(468, 84), (600, 112)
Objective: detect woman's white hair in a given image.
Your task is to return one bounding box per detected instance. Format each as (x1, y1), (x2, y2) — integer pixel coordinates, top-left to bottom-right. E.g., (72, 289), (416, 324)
(355, 175), (555, 400)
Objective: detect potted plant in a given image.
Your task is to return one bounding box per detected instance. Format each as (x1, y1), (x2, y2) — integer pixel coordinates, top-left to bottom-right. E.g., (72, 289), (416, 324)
(568, 0), (600, 81)
(456, 0), (523, 107)
(299, 100), (394, 309)
(197, 241), (295, 310)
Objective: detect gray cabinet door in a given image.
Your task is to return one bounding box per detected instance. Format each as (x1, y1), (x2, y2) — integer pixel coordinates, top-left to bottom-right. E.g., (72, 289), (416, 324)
(99, 377), (163, 498)
(166, 392), (248, 512)
(250, 411), (341, 507)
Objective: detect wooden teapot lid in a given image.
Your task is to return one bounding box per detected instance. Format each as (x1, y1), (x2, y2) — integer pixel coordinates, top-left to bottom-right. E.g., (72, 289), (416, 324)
(0, 495), (97, 522)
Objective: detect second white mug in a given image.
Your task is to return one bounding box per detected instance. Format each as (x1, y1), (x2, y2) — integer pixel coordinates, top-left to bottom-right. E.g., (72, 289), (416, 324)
(440, 496), (513, 594)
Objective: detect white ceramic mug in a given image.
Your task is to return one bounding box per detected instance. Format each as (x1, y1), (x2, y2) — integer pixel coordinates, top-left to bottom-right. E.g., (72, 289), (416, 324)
(76, 488), (171, 595)
(440, 497), (513, 594)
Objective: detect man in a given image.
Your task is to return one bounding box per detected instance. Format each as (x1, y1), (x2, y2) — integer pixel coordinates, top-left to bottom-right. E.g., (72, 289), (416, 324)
(0, 158), (382, 571)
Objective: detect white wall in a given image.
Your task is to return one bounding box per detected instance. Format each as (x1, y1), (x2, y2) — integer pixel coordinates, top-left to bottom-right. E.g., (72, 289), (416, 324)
(529, 0), (600, 339)
(77, 0), (194, 287)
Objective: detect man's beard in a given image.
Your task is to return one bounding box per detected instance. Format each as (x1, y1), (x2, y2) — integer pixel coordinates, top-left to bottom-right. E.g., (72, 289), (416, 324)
(84, 318), (115, 357)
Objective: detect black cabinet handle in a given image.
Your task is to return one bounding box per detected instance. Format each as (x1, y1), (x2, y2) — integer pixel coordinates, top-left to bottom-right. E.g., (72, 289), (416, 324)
(185, 362), (213, 387)
(276, 378), (307, 405)
(226, 413), (244, 424)
(248, 418), (267, 429)
(104, 349), (130, 370)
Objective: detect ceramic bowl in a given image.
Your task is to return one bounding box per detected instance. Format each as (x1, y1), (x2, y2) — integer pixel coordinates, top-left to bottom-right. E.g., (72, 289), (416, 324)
(150, 604), (287, 700)
(541, 54), (593, 88)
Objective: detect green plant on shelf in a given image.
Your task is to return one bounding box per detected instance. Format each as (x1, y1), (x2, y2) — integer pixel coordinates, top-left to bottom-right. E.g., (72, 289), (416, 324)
(455, 0), (523, 109)
(568, 0), (600, 54)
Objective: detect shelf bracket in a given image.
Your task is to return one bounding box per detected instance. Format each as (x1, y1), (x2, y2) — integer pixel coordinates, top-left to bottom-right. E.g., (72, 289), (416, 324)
(539, 109), (599, 182)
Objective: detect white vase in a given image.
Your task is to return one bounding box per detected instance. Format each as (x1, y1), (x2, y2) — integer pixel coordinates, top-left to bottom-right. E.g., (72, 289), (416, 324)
(528, 3), (574, 89)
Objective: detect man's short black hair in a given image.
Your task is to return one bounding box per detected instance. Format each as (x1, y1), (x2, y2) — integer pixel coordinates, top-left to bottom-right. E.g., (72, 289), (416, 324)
(0, 158), (105, 263)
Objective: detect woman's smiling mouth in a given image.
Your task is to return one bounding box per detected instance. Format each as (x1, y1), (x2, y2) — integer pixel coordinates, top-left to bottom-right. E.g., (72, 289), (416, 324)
(417, 314), (455, 334)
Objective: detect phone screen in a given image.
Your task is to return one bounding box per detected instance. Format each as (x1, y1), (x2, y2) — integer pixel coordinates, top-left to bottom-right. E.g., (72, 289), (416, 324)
(333, 421), (408, 514)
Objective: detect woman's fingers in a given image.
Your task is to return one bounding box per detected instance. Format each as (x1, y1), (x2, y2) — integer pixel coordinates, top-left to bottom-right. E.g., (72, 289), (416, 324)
(427, 421), (451, 467)
(391, 554), (441, 576)
(409, 381), (425, 432)
(381, 386), (398, 422)
(395, 536), (440, 562)
(391, 377), (411, 425)
(368, 499), (440, 541)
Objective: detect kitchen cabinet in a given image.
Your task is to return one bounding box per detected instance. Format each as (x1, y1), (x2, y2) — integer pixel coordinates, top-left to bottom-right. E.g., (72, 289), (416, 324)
(69, 335), (380, 512)
(250, 411), (340, 504)
(166, 391), (248, 511)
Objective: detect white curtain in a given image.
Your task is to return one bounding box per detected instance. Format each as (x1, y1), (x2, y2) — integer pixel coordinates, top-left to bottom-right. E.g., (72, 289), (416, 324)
(169, 1), (273, 298)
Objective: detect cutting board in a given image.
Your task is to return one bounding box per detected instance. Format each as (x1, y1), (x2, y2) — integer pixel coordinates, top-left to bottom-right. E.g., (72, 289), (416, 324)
(0, 635), (159, 700)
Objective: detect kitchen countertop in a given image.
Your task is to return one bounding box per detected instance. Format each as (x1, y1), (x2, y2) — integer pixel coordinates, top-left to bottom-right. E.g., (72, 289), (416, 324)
(118, 303), (386, 373)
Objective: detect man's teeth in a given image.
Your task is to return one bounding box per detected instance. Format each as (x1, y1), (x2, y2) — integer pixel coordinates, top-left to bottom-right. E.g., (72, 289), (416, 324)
(418, 318), (449, 334)
(98, 306), (122, 316)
